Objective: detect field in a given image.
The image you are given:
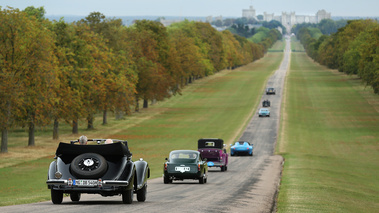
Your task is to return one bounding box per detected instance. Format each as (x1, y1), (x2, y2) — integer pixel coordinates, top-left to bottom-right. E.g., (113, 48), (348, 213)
(1, 38), (377, 211)
(0, 45), (284, 206)
(276, 40), (379, 212)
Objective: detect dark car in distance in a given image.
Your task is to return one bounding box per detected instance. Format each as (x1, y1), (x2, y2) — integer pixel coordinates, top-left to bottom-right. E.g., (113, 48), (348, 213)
(198, 138), (228, 171)
(266, 87), (276, 95)
(163, 150), (208, 184)
(262, 99), (271, 107)
(46, 139), (150, 204)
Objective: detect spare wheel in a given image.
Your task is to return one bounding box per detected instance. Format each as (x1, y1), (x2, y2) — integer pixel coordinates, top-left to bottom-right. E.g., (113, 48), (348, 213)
(71, 153), (107, 178)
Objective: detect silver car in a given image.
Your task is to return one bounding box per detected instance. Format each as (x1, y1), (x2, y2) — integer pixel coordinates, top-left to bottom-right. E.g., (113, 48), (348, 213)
(258, 108), (270, 117)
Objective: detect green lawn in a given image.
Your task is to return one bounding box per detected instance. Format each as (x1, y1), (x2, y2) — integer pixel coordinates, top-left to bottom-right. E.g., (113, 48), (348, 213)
(276, 43), (379, 212)
(0, 50), (284, 206)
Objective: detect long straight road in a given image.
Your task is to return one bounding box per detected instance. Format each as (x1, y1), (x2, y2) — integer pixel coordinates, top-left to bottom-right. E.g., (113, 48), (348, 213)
(0, 38), (291, 213)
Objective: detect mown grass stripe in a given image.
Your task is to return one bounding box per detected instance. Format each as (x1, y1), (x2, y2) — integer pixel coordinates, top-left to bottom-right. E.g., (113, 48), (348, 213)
(276, 43), (379, 212)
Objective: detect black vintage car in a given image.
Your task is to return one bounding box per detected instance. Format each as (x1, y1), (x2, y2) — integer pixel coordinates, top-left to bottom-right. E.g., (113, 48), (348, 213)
(46, 139), (150, 204)
(163, 150), (208, 184)
(266, 87), (276, 95)
(262, 99), (271, 107)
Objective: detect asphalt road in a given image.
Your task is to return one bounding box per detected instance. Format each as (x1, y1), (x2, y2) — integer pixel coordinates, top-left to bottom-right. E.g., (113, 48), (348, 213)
(1, 38), (291, 213)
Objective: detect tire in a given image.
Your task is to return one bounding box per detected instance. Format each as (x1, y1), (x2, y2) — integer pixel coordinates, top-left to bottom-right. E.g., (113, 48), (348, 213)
(122, 189), (133, 204)
(199, 175), (205, 184)
(70, 192), (81, 202)
(163, 175), (170, 184)
(71, 153), (108, 178)
(51, 189), (63, 204)
(221, 166), (225, 172)
(137, 184), (147, 202)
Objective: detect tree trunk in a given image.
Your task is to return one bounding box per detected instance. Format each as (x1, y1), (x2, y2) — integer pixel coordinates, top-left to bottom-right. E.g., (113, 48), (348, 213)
(72, 119), (78, 134)
(53, 118), (59, 140)
(135, 94), (140, 112)
(28, 121), (35, 146)
(87, 114), (94, 130)
(1, 128), (8, 153)
(143, 99), (148, 108)
(102, 110), (107, 125)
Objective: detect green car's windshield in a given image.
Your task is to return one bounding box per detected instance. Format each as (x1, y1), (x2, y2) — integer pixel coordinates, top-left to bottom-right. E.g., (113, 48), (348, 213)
(170, 151), (198, 163)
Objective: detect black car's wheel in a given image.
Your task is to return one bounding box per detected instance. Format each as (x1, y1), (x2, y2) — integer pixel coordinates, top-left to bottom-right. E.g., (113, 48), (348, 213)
(70, 192), (81, 202)
(199, 175), (205, 184)
(163, 175), (171, 184)
(122, 189), (133, 204)
(71, 153), (107, 178)
(137, 184), (147, 202)
(51, 189), (63, 204)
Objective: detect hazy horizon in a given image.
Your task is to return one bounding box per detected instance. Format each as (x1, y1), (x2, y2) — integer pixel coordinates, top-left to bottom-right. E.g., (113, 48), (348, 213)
(1, 0), (378, 18)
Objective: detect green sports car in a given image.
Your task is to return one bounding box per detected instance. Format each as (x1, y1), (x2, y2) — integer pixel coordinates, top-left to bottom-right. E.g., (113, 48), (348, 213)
(163, 150), (208, 184)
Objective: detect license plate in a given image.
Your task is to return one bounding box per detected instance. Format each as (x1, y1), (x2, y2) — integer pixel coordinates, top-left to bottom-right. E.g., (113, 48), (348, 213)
(73, 179), (98, 187)
(175, 166), (190, 173)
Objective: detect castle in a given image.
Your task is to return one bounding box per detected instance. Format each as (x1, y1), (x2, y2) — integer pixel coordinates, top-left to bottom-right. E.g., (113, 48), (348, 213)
(243, 6), (331, 32)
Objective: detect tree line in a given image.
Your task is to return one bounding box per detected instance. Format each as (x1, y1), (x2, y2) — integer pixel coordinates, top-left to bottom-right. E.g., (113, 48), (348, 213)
(296, 19), (379, 94)
(0, 6), (281, 153)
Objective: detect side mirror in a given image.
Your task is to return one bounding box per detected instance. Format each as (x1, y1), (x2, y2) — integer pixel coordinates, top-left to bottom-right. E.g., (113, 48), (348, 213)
(165, 157), (168, 161)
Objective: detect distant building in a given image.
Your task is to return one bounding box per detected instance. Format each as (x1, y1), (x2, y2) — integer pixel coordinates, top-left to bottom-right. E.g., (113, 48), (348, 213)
(160, 19), (182, 27)
(262, 8), (331, 32)
(242, 6), (258, 20)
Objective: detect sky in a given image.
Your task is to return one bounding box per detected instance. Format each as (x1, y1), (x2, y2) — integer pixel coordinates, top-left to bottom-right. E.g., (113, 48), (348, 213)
(0, 0), (378, 17)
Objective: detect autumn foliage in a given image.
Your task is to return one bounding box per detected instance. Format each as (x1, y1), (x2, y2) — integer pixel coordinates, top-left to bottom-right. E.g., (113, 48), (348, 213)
(296, 19), (379, 94)
(0, 7), (280, 152)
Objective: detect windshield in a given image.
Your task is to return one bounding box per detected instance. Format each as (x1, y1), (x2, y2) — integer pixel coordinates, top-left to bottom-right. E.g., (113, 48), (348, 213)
(170, 151), (198, 163)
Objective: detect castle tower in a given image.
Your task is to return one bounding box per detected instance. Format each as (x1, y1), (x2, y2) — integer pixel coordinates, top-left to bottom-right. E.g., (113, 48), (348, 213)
(242, 6), (257, 20)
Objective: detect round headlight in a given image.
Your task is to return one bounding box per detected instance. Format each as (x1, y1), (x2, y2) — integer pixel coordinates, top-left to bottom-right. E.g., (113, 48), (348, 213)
(55, 171), (62, 179)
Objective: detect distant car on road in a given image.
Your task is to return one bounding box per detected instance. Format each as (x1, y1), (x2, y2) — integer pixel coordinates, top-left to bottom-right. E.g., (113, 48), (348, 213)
(198, 138), (228, 171)
(259, 108), (270, 117)
(163, 150), (208, 184)
(230, 141), (253, 156)
(262, 99), (271, 107)
(266, 87), (276, 95)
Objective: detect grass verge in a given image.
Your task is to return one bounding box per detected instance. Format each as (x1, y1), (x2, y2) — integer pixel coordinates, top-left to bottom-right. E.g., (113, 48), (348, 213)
(276, 43), (379, 212)
(0, 50), (284, 206)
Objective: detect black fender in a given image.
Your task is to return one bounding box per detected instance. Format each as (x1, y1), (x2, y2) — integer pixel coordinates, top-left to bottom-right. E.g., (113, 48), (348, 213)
(134, 160), (149, 191)
(122, 162), (136, 191)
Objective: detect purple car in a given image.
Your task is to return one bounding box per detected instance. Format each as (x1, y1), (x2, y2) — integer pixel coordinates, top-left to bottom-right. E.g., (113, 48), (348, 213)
(198, 138), (228, 172)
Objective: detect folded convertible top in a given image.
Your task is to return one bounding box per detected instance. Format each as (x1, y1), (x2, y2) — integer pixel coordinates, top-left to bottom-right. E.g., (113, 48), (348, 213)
(55, 142), (131, 157)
